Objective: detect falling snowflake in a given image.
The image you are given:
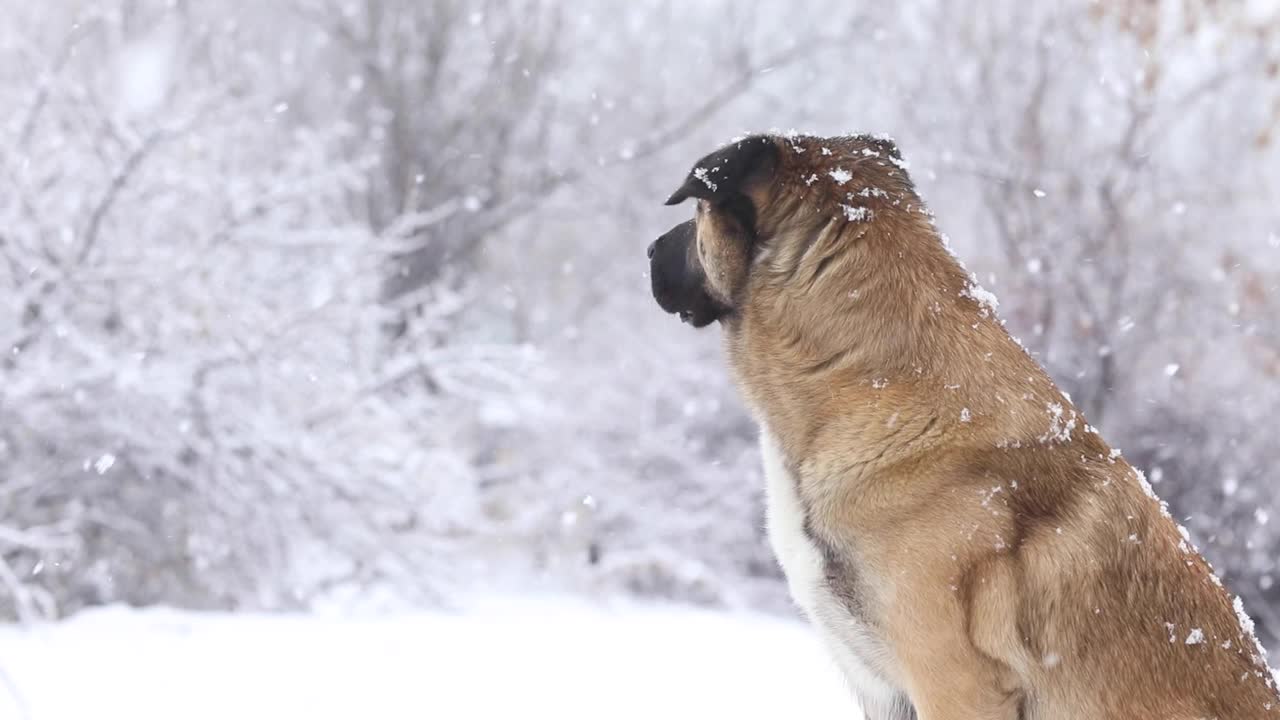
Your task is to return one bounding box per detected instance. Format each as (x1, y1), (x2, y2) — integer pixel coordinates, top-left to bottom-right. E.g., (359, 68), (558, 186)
(93, 453), (116, 475)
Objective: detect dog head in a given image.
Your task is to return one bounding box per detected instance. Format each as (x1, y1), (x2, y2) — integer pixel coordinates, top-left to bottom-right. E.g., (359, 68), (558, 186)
(649, 133), (917, 329)
(648, 136), (776, 328)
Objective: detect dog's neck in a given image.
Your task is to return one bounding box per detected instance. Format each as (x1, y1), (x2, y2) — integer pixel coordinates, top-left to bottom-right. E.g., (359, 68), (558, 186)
(728, 204), (1073, 465)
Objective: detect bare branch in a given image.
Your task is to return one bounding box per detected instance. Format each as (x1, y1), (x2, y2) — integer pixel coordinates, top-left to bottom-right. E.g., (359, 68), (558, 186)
(15, 14), (101, 148)
(0, 524), (75, 551)
(77, 129), (169, 266)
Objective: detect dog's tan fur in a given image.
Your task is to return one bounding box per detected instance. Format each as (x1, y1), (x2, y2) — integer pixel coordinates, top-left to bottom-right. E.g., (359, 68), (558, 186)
(673, 134), (1279, 719)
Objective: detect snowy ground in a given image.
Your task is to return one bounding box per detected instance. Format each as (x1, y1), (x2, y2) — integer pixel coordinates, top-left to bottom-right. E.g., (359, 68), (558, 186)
(0, 599), (855, 720)
(5, 599), (1273, 719)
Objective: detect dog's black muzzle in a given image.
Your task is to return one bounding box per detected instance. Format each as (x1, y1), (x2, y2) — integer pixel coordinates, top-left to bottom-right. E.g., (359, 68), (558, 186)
(648, 220), (727, 328)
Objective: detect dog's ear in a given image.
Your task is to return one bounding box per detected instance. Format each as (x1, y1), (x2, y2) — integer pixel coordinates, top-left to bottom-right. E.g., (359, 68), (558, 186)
(665, 136), (778, 206)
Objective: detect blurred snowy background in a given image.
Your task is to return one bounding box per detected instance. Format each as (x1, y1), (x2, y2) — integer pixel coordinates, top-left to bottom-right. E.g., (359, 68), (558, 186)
(1, 0), (1279, 715)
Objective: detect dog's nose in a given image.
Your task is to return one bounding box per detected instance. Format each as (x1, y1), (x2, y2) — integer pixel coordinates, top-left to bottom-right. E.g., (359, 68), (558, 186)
(647, 239), (659, 259)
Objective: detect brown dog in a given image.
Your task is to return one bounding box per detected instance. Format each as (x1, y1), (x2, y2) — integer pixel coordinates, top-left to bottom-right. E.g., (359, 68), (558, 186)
(649, 133), (1279, 720)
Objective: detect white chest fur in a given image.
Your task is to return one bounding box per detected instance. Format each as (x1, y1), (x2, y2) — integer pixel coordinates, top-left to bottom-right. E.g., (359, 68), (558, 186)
(759, 428), (906, 717)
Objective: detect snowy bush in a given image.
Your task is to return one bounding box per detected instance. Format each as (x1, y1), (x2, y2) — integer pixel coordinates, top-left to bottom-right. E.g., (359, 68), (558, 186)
(0, 2), (538, 619)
